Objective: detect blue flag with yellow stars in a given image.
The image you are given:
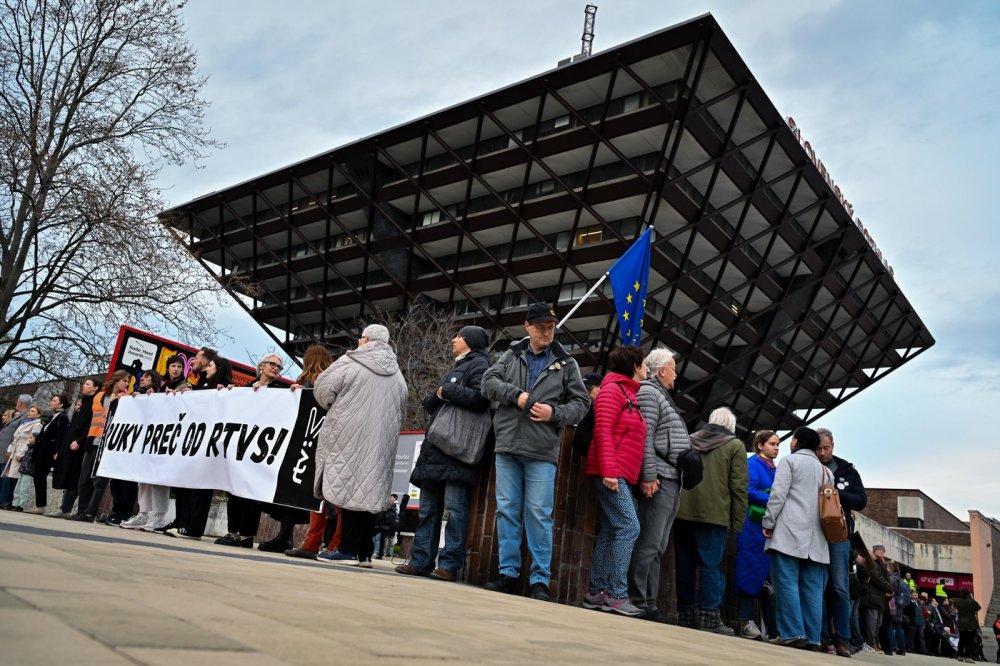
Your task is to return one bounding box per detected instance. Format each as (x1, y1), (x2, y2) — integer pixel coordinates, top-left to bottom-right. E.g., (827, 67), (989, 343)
(607, 227), (652, 345)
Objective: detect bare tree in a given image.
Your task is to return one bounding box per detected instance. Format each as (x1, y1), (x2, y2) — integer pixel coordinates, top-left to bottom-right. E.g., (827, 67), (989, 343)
(363, 305), (501, 431)
(0, 0), (227, 384)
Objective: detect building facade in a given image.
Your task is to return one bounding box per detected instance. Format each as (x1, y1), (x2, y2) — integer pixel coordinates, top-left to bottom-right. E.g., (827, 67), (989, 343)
(162, 13), (932, 437)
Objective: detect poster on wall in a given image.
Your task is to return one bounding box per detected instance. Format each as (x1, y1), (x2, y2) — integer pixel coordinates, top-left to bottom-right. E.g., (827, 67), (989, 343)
(108, 325), (290, 391)
(393, 431), (424, 509)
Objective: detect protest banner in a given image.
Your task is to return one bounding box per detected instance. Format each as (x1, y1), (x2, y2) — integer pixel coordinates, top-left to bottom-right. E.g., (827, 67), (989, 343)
(108, 325), (290, 390)
(96, 387), (323, 511)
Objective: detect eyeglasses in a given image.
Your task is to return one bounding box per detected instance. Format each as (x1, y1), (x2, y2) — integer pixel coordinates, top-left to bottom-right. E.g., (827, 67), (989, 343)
(265, 360), (283, 371)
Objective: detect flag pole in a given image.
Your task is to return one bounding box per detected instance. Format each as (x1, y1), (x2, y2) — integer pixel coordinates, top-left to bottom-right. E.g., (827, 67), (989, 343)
(556, 271), (609, 330)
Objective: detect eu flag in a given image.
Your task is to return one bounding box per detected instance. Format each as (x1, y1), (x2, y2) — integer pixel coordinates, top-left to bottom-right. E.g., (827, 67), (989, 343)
(607, 227), (652, 345)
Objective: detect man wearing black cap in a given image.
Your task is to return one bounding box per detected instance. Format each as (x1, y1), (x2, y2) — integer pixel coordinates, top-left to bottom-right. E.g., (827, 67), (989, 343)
(481, 303), (589, 601)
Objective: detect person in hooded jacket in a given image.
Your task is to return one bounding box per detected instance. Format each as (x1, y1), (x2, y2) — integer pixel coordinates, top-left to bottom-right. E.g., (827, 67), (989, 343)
(674, 406), (749, 635)
(395, 325), (491, 582)
(581, 345), (647, 617)
(313, 324), (408, 567)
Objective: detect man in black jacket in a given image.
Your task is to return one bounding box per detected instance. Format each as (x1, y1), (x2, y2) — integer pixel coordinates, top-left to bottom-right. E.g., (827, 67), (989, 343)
(817, 427), (868, 656)
(27, 395), (70, 514)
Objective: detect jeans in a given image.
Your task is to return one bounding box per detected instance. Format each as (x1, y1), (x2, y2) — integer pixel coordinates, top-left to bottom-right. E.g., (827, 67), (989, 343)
(737, 594), (755, 622)
(374, 531), (395, 557)
(886, 620), (906, 653)
(409, 479), (470, 573)
(771, 551), (828, 644)
(821, 539), (852, 646)
(627, 477), (680, 611)
(0, 476), (14, 505)
(674, 519), (728, 612)
(849, 597), (864, 645)
(494, 452), (556, 586)
(12, 475), (33, 508)
(588, 477), (640, 599)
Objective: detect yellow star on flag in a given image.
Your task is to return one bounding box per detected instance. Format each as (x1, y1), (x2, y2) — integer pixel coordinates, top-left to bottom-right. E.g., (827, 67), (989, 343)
(622, 311), (629, 321)
(626, 293), (632, 304)
(634, 281), (640, 292)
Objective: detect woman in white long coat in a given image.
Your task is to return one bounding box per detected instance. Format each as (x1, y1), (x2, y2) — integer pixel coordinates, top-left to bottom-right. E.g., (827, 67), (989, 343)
(313, 324), (408, 567)
(761, 426), (830, 650)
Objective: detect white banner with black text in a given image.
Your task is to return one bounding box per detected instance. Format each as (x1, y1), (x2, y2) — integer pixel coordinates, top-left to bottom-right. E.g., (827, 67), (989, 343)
(95, 388), (325, 511)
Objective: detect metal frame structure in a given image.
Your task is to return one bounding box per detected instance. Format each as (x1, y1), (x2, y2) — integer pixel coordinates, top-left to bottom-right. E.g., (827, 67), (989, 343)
(161, 14), (933, 435)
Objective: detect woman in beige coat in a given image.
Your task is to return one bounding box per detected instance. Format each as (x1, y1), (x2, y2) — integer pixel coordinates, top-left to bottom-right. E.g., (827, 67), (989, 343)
(313, 324), (408, 567)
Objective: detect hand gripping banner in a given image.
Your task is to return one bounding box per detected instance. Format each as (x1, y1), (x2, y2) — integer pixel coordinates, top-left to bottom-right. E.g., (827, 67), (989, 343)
(96, 388), (325, 511)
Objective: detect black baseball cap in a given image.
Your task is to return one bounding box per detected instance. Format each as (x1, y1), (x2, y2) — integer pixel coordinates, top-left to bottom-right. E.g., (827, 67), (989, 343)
(526, 302), (558, 324)
(583, 373), (604, 390)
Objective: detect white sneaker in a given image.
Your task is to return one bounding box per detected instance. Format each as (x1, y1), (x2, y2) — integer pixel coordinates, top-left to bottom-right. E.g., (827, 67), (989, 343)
(741, 620), (762, 639)
(861, 643), (876, 652)
(120, 513), (148, 529)
(141, 513), (169, 532)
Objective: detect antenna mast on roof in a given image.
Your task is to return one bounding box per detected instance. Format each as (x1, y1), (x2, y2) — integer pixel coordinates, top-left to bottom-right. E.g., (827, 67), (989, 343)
(581, 5), (597, 56)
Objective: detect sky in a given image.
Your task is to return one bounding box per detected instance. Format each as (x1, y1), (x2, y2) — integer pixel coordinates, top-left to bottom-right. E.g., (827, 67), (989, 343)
(157, 0), (1000, 519)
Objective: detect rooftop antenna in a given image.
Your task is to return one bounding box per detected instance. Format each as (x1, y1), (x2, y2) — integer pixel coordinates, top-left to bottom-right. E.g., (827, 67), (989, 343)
(581, 5), (597, 56)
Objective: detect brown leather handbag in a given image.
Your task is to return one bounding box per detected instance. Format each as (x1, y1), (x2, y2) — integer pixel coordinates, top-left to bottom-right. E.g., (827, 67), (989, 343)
(819, 468), (849, 543)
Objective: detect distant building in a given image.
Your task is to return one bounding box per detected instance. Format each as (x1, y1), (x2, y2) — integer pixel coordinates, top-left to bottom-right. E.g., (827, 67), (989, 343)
(858, 488), (1000, 625)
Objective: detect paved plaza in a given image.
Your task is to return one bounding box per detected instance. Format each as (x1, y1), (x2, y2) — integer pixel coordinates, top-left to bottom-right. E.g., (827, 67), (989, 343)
(0, 511), (975, 665)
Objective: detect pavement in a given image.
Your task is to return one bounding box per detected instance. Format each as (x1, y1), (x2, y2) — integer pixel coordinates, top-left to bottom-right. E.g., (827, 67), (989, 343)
(0, 510), (983, 665)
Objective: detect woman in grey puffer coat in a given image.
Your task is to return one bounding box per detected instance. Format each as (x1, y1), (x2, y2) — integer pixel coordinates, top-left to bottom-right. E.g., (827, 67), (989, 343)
(627, 347), (691, 621)
(313, 324), (408, 565)
(762, 426), (829, 650)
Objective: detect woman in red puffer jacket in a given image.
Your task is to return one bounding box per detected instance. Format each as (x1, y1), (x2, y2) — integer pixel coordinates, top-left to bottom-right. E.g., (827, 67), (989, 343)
(582, 345), (648, 617)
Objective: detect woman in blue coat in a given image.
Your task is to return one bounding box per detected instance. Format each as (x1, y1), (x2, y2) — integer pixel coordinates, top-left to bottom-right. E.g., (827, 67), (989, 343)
(735, 430), (779, 639)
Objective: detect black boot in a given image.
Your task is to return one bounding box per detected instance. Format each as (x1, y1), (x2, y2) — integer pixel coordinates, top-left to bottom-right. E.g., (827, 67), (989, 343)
(258, 516), (293, 552)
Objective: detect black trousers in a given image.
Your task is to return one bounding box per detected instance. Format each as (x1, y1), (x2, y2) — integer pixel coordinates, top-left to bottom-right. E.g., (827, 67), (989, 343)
(32, 467), (50, 507)
(175, 488), (213, 537)
(59, 488), (78, 514)
(76, 446), (100, 513)
(339, 509), (377, 559)
(110, 479), (138, 518)
(226, 495), (260, 536)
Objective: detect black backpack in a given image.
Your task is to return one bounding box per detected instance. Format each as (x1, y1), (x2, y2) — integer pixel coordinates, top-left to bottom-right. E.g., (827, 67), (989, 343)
(676, 449), (704, 489)
(571, 385), (636, 457)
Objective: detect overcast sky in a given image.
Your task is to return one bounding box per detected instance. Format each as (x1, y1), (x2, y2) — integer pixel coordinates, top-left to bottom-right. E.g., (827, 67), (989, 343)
(159, 0), (1000, 519)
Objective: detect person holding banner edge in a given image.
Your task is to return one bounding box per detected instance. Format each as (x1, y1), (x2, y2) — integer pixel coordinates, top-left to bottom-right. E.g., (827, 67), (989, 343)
(284, 344), (336, 561)
(68, 371), (132, 522)
(216, 352), (286, 549)
(166, 354), (233, 540)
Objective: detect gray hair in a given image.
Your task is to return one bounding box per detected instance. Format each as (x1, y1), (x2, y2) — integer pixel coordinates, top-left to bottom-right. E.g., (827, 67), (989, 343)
(16, 394), (33, 409)
(362, 323), (390, 344)
(708, 406), (736, 433)
(257, 353), (283, 375)
(815, 427), (833, 442)
(644, 346), (677, 375)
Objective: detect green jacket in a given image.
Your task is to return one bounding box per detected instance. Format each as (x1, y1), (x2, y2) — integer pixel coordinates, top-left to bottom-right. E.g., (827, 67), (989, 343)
(676, 425), (748, 530)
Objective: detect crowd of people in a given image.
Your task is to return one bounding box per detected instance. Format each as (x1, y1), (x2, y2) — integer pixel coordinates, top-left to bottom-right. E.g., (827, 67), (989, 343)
(2, 303), (998, 662)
